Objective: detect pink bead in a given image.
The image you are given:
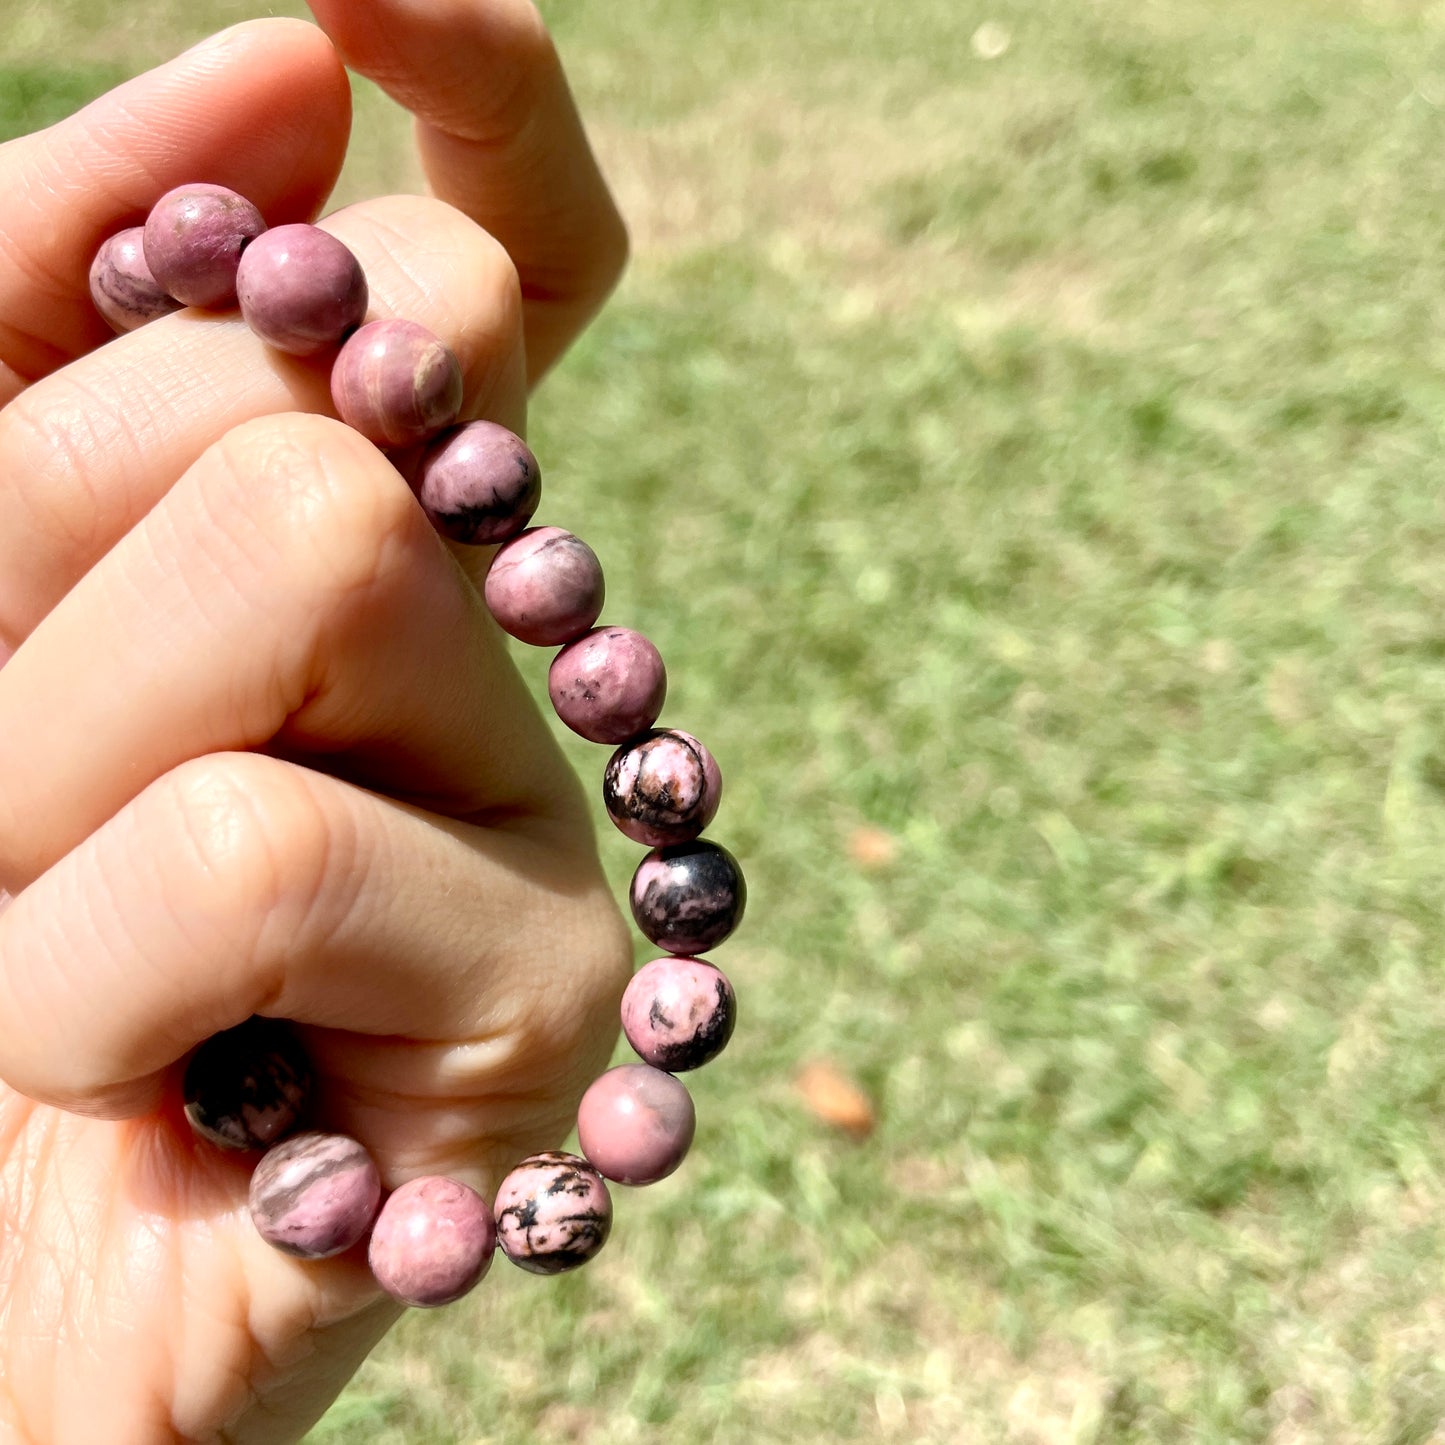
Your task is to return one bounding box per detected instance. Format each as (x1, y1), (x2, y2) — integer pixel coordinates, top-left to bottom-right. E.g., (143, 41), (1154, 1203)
(577, 1064), (696, 1185)
(89, 227), (181, 334)
(621, 957), (736, 1072)
(143, 183), (266, 309)
(603, 729), (722, 847)
(236, 224), (368, 356)
(248, 1132), (381, 1260)
(494, 1151), (612, 1274)
(548, 628), (667, 744)
(485, 528), (605, 646)
(413, 421), (541, 545)
(368, 1176), (496, 1308)
(331, 319), (463, 448)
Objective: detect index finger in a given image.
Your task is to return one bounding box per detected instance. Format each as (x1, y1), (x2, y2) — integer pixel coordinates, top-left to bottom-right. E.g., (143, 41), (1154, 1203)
(0, 19), (351, 406)
(304, 0), (628, 384)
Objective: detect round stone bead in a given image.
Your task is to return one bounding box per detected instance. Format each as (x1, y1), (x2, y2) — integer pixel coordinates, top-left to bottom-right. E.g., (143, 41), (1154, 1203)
(548, 628), (667, 744)
(368, 1176), (496, 1308)
(89, 227), (181, 334)
(494, 1151), (612, 1275)
(485, 528), (605, 646)
(236, 224), (368, 356)
(182, 1016), (313, 1151)
(577, 1064), (696, 1186)
(621, 957), (737, 1072)
(143, 183), (266, 308)
(630, 840), (747, 954)
(249, 1132), (381, 1260)
(603, 729), (722, 848)
(330, 319), (464, 448)
(413, 421), (541, 545)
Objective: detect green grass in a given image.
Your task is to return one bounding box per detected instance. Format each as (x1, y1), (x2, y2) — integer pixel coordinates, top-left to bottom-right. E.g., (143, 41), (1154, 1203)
(15, 0), (1445, 1437)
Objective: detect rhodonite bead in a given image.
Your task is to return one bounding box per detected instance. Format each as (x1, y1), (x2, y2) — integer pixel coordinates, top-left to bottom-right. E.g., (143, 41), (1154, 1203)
(621, 957), (736, 1072)
(249, 1132), (381, 1259)
(413, 421), (541, 544)
(330, 319), (464, 448)
(630, 840), (747, 954)
(89, 227), (181, 334)
(143, 183), (266, 308)
(603, 729), (722, 847)
(236, 224), (368, 356)
(494, 1151), (612, 1274)
(485, 528), (605, 646)
(577, 1064), (696, 1186)
(548, 627), (667, 744)
(368, 1176), (496, 1307)
(182, 1016), (313, 1151)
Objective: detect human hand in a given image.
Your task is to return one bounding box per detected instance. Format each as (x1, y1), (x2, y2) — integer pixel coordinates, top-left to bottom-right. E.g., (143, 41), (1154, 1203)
(0, 10), (631, 1443)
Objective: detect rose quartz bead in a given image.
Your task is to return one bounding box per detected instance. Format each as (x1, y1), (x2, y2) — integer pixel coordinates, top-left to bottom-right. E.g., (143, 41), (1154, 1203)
(249, 1132), (381, 1259)
(143, 183), (266, 308)
(368, 1176), (496, 1307)
(630, 840), (747, 954)
(183, 1016), (312, 1151)
(577, 1064), (696, 1185)
(331, 319), (464, 447)
(548, 627), (667, 744)
(485, 528), (605, 646)
(603, 729), (722, 847)
(413, 421), (541, 544)
(622, 957), (736, 1072)
(89, 227), (181, 334)
(494, 1151), (612, 1274)
(236, 224), (368, 356)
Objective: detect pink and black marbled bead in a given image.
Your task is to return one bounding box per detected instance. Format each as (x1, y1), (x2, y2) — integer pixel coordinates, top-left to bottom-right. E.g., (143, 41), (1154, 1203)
(88, 227), (181, 334)
(485, 528), (605, 646)
(413, 421), (541, 545)
(548, 627), (667, 744)
(577, 1064), (696, 1185)
(621, 957), (736, 1072)
(249, 1132), (381, 1260)
(368, 1176), (496, 1308)
(143, 183), (266, 308)
(236, 224), (368, 356)
(493, 1151), (612, 1275)
(629, 840), (747, 954)
(330, 319), (464, 448)
(603, 729), (722, 847)
(182, 1016), (313, 1151)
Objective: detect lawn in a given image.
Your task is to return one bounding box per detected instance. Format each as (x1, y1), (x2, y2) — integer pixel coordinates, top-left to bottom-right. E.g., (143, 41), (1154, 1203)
(10, 0), (1445, 1439)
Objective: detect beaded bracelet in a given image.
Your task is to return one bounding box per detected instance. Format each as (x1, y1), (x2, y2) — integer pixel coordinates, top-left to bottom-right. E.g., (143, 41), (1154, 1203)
(89, 185), (746, 1308)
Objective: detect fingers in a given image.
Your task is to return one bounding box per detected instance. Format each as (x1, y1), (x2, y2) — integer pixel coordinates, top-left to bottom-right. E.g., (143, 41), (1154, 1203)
(0, 750), (628, 1152)
(0, 192), (527, 650)
(0, 19), (351, 404)
(0, 410), (570, 894)
(305, 0), (628, 383)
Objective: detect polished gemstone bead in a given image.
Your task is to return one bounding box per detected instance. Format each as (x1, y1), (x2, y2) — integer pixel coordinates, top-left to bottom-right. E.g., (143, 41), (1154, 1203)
(630, 840), (746, 954)
(548, 627), (666, 744)
(621, 957), (736, 1072)
(330, 319), (463, 447)
(485, 527), (605, 646)
(89, 227), (181, 334)
(603, 729), (721, 847)
(413, 421), (541, 544)
(577, 1064), (696, 1185)
(493, 1151), (612, 1274)
(249, 1132), (381, 1260)
(143, 183), (266, 308)
(182, 1016), (313, 1151)
(368, 1176), (496, 1307)
(236, 224), (367, 356)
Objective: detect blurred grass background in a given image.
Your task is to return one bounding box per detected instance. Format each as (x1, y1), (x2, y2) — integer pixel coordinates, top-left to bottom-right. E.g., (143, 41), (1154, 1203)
(12, 0), (1445, 1438)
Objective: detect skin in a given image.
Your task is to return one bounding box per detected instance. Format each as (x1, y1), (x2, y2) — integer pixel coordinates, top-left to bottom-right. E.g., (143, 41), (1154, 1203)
(0, 4), (631, 1442)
